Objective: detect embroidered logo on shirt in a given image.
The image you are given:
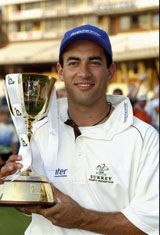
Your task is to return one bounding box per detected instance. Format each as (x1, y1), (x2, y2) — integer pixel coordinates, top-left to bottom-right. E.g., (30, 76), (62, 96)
(54, 168), (68, 177)
(89, 163), (113, 183)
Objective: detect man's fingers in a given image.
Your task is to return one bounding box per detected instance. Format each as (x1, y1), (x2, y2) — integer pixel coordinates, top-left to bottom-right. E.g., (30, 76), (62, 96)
(6, 155), (22, 163)
(6, 162), (22, 172)
(0, 161), (22, 178)
(16, 207), (32, 215)
(0, 177), (4, 184)
(17, 206), (42, 215)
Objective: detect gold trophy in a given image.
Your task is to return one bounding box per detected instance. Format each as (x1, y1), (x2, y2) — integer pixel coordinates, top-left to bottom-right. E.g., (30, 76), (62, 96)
(0, 73), (56, 207)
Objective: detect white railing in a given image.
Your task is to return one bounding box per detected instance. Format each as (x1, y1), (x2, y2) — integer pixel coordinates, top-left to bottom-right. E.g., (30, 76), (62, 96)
(95, 0), (159, 12)
(111, 31), (159, 60)
(0, 0), (41, 6)
(135, 0), (159, 8)
(6, 9), (43, 21)
(43, 6), (66, 17)
(67, 5), (93, 14)
(111, 31), (159, 51)
(9, 31), (43, 41)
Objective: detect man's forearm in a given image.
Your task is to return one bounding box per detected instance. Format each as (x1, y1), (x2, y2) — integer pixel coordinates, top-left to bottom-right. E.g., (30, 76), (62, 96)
(16, 187), (147, 234)
(78, 209), (146, 235)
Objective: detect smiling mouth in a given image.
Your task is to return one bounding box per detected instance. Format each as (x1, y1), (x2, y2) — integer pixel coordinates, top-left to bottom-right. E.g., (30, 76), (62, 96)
(74, 82), (95, 91)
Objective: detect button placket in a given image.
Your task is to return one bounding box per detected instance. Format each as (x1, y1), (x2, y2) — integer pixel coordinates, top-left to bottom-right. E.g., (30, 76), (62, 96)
(74, 139), (86, 184)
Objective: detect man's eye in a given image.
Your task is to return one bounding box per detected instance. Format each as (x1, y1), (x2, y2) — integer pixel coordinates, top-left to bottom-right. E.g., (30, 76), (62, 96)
(90, 60), (102, 65)
(68, 61), (79, 66)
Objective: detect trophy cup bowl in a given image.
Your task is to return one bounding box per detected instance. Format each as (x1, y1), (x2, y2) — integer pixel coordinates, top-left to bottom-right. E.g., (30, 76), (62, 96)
(0, 73), (56, 207)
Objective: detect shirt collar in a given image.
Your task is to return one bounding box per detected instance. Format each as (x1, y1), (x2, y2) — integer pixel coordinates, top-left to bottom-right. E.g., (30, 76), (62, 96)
(58, 95), (133, 140)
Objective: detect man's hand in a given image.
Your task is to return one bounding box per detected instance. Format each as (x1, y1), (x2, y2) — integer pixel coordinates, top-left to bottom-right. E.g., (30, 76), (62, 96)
(0, 155), (23, 184)
(18, 186), (85, 228)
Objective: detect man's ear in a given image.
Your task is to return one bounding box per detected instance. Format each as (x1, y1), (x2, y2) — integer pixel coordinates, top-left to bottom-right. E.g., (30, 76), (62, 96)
(108, 63), (116, 81)
(56, 63), (64, 81)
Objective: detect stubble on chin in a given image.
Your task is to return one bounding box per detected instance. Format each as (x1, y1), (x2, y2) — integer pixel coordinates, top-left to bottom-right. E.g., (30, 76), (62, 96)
(68, 91), (100, 107)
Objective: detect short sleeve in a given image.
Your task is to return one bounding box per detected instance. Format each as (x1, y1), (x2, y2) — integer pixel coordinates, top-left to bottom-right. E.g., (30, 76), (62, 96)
(121, 127), (159, 235)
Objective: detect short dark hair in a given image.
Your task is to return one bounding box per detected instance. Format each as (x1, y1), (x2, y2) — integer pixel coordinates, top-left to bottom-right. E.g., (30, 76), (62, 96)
(113, 88), (123, 95)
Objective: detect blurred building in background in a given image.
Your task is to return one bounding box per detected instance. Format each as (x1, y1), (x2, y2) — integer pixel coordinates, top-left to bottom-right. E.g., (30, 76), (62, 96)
(0, 0), (159, 93)
(0, 8), (9, 49)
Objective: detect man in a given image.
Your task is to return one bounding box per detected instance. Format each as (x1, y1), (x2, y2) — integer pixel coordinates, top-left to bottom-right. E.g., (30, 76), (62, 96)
(112, 88), (123, 95)
(146, 85), (159, 131)
(133, 93), (151, 124)
(0, 24), (159, 234)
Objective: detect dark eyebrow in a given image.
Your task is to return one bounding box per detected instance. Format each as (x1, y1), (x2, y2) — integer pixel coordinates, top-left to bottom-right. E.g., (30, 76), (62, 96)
(88, 56), (103, 61)
(66, 56), (103, 63)
(66, 56), (80, 62)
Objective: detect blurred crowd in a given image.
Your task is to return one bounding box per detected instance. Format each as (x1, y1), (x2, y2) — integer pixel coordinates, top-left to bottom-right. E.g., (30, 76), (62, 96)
(0, 82), (159, 168)
(113, 83), (159, 131)
(0, 100), (19, 168)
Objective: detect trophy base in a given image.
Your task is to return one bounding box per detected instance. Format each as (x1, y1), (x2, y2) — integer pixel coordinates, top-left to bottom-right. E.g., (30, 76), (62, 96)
(0, 175), (55, 207)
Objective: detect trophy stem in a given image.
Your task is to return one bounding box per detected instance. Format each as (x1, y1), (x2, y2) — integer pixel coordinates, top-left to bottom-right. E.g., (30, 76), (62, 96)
(25, 117), (34, 141)
(21, 168), (31, 176)
(21, 116), (34, 176)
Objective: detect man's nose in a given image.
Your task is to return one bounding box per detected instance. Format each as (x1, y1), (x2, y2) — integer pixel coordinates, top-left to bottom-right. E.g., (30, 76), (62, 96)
(78, 63), (92, 78)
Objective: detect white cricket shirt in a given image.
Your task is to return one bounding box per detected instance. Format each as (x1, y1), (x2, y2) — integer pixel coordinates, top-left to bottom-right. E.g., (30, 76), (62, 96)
(25, 95), (159, 235)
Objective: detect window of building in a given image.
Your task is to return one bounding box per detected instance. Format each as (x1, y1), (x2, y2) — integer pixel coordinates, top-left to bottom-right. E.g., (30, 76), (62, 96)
(120, 16), (131, 30)
(152, 13), (159, 28)
(65, 17), (83, 30)
(44, 0), (60, 9)
(132, 15), (139, 28)
(139, 14), (149, 30)
(9, 22), (21, 32)
(24, 2), (40, 10)
(120, 14), (149, 31)
(44, 20), (61, 32)
(12, 4), (21, 12)
(86, 16), (97, 25)
(24, 21), (40, 31)
(66, 0), (83, 7)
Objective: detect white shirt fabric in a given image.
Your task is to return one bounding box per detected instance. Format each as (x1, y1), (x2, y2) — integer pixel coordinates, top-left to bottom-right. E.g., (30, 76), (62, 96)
(25, 95), (159, 235)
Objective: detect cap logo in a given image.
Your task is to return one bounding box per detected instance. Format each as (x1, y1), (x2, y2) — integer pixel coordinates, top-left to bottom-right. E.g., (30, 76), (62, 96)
(70, 29), (101, 38)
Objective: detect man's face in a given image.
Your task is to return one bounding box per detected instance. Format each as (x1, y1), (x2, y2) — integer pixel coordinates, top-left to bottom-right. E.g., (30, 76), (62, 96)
(57, 40), (115, 107)
(138, 100), (147, 108)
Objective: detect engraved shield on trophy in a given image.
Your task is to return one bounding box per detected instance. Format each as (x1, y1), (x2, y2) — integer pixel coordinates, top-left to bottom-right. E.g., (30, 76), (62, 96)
(0, 73), (56, 206)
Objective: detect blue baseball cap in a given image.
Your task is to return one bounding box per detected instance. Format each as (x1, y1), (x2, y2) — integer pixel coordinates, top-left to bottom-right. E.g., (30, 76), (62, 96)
(59, 24), (113, 66)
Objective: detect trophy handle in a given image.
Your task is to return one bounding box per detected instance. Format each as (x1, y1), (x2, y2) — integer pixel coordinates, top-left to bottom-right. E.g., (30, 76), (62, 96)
(4, 85), (14, 117)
